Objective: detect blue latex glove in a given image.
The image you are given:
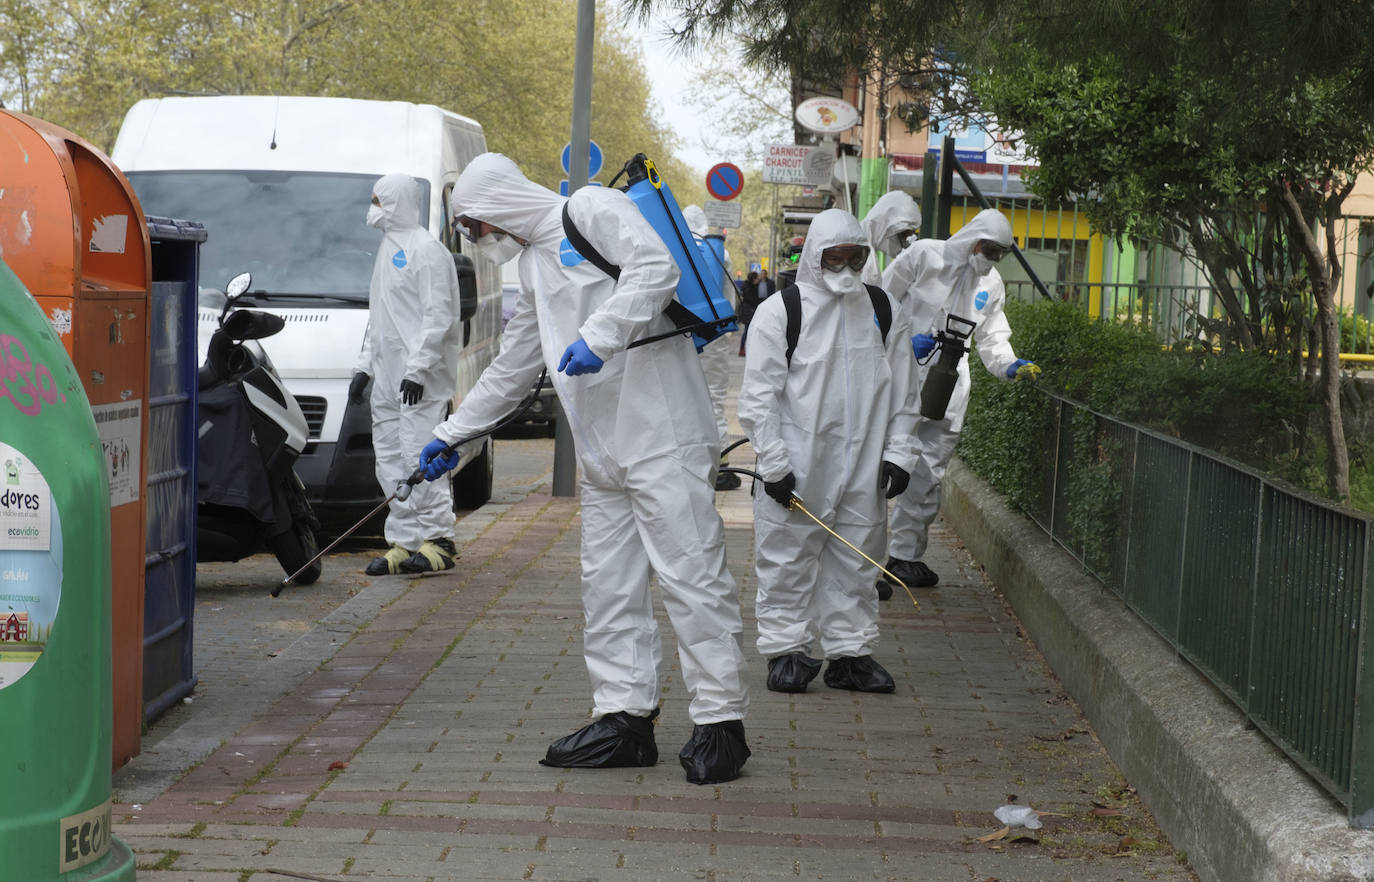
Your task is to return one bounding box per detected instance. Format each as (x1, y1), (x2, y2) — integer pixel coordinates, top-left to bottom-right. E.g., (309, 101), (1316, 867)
(1006, 358), (1041, 380)
(558, 338), (604, 376)
(911, 333), (937, 360)
(418, 437), (460, 481)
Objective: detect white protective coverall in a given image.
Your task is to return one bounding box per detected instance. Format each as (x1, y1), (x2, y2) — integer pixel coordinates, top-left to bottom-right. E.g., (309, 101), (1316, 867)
(434, 154), (748, 725)
(738, 209), (919, 659)
(860, 190), (922, 287)
(357, 173), (461, 549)
(683, 204), (737, 449)
(882, 208), (1022, 563)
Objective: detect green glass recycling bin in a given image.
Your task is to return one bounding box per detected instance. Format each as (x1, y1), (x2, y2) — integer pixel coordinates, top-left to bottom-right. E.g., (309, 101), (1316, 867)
(0, 258), (136, 880)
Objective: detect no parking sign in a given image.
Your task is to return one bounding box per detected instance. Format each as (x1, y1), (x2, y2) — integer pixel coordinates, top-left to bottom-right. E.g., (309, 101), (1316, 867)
(705, 162), (744, 201)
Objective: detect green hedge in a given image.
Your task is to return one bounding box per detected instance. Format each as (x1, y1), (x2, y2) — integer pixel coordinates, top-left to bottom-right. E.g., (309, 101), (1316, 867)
(958, 301), (1312, 508)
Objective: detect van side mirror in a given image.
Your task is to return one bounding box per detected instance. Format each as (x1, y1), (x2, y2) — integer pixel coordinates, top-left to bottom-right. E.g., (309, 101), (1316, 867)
(454, 252), (477, 321)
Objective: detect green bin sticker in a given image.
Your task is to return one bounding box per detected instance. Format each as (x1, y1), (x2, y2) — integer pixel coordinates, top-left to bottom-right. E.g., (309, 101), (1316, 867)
(0, 440), (60, 689)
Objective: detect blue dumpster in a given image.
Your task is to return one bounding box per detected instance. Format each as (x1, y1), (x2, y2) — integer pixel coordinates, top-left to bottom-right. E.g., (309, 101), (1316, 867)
(142, 216), (205, 721)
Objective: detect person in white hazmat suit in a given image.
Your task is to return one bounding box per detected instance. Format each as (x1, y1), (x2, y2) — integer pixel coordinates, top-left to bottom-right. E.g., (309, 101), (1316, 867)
(859, 190), (922, 287)
(682, 204), (742, 491)
(738, 209), (920, 694)
(415, 153), (751, 785)
(878, 208), (1038, 592)
(351, 174), (463, 576)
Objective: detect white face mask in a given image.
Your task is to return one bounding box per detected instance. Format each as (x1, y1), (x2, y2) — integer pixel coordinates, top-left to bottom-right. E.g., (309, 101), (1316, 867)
(969, 251), (996, 276)
(475, 232), (523, 264)
(365, 203), (385, 229)
(821, 267), (864, 297)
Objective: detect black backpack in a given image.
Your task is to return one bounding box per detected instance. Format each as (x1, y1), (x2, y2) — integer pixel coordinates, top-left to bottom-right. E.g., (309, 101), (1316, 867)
(779, 284), (893, 366)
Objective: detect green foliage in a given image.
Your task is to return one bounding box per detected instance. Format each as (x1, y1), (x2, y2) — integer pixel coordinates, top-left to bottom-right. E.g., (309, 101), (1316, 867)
(959, 301), (1313, 506)
(1340, 311), (1374, 355)
(0, 0), (685, 190)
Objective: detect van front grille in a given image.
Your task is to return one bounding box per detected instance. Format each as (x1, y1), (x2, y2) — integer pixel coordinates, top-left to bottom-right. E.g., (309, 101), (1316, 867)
(295, 395), (327, 440)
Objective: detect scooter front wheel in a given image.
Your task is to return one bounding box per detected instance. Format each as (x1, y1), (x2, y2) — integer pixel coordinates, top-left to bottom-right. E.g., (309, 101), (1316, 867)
(270, 518), (322, 586)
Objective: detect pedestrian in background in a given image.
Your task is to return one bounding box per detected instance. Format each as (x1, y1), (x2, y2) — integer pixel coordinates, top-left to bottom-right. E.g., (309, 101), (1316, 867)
(737, 270), (760, 355)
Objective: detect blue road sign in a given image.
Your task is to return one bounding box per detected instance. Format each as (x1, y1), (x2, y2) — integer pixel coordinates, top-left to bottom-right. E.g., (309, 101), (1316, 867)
(705, 162), (744, 201)
(561, 141), (604, 178)
(559, 180), (603, 197)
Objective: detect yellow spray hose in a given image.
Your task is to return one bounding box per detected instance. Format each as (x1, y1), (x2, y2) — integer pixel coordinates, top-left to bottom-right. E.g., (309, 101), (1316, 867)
(719, 465), (919, 612)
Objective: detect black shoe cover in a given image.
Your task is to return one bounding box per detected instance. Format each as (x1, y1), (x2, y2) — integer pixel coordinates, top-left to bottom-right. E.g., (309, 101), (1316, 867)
(766, 652), (823, 692)
(715, 470), (742, 491)
(539, 709), (659, 769)
(824, 656), (896, 693)
(679, 719), (750, 785)
(874, 578), (894, 601)
(886, 557), (939, 588)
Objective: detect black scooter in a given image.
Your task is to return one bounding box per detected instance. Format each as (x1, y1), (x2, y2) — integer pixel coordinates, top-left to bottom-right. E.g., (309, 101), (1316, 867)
(196, 272), (322, 587)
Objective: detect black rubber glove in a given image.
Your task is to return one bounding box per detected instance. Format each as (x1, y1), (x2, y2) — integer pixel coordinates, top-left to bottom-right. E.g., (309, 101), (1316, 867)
(880, 461), (910, 499)
(399, 379), (424, 406)
(763, 472), (797, 509)
(348, 372), (369, 405)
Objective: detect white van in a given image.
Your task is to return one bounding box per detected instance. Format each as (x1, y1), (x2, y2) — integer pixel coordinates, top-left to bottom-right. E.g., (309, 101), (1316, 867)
(111, 95), (503, 513)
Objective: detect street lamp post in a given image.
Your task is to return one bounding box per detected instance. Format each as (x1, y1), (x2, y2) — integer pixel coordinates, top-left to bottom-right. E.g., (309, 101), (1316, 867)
(553, 0), (597, 497)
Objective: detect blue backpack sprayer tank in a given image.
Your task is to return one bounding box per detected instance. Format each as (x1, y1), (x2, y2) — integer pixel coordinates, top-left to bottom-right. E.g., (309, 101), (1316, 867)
(561, 153), (738, 351)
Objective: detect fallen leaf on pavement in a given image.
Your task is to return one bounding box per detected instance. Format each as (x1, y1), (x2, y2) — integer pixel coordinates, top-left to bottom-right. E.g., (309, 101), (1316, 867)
(1092, 807), (1123, 817)
(327, 760), (349, 771)
(977, 827), (1010, 842)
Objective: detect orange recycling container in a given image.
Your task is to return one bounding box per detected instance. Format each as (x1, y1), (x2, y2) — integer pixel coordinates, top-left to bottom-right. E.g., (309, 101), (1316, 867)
(0, 109), (151, 769)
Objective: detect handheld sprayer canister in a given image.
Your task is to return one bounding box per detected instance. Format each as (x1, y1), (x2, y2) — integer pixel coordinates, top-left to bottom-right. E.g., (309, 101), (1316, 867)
(620, 155), (738, 350)
(918, 314), (977, 421)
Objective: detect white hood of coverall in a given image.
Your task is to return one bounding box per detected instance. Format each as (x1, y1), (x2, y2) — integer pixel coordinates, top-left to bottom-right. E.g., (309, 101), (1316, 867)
(859, 190), (922, 286)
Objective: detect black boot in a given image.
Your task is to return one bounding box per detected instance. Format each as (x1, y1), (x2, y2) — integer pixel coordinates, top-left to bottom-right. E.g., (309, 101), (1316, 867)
(539, 709), (659, 769)
(766, 652), (823, 693)
(874, 578), (894, 601)
(679, 719), (750, 785)
(885, 557), (939, 588)
(823, 656), (896, 693)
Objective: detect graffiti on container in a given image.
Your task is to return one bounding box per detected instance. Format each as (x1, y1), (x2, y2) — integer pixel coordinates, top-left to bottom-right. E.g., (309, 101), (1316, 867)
(0, 334), (66, 416)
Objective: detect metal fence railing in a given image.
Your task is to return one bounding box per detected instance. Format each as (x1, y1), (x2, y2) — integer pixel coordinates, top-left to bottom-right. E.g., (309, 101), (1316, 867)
(1021, 385), (1374, 827)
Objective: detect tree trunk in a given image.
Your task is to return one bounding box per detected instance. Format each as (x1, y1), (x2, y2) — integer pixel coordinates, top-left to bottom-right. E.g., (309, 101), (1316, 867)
(1280, 185), (1349, 501)
(1187, 221), (1254, 347)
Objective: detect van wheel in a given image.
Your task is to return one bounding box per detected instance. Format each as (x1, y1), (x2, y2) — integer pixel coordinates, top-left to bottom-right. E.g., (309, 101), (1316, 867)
(452, 437), (494, 509)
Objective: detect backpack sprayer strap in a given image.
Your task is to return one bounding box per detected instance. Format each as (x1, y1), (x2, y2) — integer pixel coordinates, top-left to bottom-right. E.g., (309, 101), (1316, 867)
(780, 284), (894, 367)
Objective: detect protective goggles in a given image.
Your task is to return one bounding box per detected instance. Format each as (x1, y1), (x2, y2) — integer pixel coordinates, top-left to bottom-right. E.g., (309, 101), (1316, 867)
(895, 228), (919, 250)
(453, 214), (484, 243)
(819, 244), (870, 273)
(978, 240), (1011, 262)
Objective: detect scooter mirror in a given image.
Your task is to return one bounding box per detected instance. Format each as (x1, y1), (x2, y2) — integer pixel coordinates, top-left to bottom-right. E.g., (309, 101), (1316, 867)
(222, 308), (286, 341)
(225, 272), (253, 299)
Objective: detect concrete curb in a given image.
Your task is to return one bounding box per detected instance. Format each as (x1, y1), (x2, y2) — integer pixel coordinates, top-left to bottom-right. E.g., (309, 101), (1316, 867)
(942, 458), (1374, 882)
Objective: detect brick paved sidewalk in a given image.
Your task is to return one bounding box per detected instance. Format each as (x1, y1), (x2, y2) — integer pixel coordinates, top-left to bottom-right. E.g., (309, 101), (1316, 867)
(116, 354), (1195, 881)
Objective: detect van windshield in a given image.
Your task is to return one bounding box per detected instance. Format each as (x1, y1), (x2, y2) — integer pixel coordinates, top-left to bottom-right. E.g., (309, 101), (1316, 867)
(126, 170), (430, 302)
